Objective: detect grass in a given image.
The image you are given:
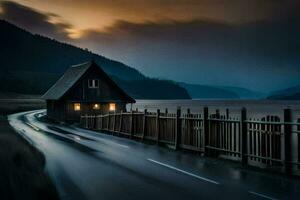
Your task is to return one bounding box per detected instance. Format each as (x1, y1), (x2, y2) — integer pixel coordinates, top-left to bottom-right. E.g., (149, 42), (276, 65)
(0, 99), (59, 200)
(0, 98), (45, 116)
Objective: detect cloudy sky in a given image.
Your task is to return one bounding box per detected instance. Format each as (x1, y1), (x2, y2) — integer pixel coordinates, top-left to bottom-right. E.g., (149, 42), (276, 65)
(1, 0), (300, 92)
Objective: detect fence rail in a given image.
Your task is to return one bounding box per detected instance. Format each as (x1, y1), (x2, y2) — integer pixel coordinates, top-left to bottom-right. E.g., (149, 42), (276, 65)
(81, 107), (300, 175)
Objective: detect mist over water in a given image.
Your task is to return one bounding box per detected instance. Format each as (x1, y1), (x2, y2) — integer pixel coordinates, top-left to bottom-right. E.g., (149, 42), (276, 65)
(130, 99), (300, 120)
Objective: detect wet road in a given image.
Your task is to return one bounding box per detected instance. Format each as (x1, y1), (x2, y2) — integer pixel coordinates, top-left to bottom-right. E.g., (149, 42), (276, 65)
(8, 110), (300, 200)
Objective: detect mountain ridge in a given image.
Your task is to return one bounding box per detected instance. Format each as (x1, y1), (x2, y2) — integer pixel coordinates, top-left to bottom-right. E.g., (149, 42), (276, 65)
(180, 82), (265, 99)
(268, 85), (300, 100)
(0, 20), (190, 99)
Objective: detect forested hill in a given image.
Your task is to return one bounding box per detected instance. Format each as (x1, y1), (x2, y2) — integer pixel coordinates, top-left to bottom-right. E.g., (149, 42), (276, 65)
(267, 85), (300, 100)
(0, 20), (190, 99)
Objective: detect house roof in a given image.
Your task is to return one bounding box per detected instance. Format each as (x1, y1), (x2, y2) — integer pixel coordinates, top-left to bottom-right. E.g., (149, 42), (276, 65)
(42, 61), (135, 103)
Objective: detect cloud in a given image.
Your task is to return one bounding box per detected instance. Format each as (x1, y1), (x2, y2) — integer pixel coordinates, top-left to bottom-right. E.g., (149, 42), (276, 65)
(77, 15), (300, 62)
(1, 1), (300, 91)
(0, 1), (72, 40)
(73, 15), (300, 91)
(13, 0), (298, 27)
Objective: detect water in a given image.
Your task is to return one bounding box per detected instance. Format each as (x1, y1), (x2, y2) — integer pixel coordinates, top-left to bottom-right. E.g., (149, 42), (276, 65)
(129, 99), (300, 119)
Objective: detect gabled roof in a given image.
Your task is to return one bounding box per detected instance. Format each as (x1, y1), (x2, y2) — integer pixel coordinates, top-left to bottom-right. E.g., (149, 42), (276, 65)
(42, 61), (135, 103)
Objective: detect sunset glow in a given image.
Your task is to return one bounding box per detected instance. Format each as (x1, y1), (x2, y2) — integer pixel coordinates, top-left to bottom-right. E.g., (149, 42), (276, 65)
(66, 28), (83, 39)
(6, 0), (282, 39)
(1, 0), (299, 92)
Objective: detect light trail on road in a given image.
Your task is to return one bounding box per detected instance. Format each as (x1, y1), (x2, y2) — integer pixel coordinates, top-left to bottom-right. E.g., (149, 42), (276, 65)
(7, 110), (300, 200)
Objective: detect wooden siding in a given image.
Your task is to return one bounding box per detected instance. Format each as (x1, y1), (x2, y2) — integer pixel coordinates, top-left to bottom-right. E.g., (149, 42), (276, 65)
(46, 100), (66, 121)
(46, 64), (131, 122)
(62, 66), (129, 102)
(47, 101), (126, 122)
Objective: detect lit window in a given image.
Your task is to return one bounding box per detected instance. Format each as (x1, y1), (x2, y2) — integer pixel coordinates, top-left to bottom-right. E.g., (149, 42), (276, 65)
(74, 103), (81, 111)
(88, 79), (99, 88)
(93, 103), (100, 110)
(109, 103), (116, 111)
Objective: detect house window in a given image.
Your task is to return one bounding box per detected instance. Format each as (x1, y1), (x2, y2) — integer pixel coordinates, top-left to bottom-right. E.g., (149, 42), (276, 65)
(88, 79), (99, 88)
(93, 103), (100, 110)
(74, 103), (81, 111)
(109, 103), (116, 111)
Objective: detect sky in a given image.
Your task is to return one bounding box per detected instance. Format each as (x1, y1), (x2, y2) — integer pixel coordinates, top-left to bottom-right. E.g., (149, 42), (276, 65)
(0, 0), (300, 92)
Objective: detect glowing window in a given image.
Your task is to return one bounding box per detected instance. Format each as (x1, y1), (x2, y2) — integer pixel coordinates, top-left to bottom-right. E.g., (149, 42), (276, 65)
(93, 103), (100, 110)
(109, 103), (116, 111)
(74, 103), (81, 111)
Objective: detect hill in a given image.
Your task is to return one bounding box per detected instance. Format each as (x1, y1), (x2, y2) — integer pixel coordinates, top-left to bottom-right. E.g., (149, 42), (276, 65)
(180, 83), (266, 99)
(179, 83), (239, 99)
(268, 85), (300, 100)
(0, 20), (190, 99)
(215, 86), (266, 99)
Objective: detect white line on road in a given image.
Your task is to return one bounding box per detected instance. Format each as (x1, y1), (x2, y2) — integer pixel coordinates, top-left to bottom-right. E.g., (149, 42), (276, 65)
(25, 122), (40, 131)
(147, 158), (219, 185)
(248, 191), (277, 200)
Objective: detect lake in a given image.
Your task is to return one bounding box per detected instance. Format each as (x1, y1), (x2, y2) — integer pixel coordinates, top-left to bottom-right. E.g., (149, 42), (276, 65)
(129, 99), (300, 120)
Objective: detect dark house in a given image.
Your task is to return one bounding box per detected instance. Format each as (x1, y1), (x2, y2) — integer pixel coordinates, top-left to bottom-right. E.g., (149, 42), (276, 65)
(42, 61), (135, 122)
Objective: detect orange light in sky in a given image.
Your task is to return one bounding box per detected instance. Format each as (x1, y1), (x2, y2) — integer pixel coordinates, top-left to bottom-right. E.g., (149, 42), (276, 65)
(10, 0), (273, 37)
(67, 29), (83, 39)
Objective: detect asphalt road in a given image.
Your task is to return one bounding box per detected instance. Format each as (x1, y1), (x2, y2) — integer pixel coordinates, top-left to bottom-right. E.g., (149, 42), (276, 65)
(8, 110), (300, 200)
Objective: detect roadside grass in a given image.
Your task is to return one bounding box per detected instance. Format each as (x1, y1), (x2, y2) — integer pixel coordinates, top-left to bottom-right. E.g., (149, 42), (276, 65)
(0, 99), (45, 116)
(0, 99), (59, 200)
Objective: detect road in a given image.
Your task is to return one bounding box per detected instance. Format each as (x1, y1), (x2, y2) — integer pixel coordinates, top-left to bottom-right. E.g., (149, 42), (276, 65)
(8, 110), (300, 200)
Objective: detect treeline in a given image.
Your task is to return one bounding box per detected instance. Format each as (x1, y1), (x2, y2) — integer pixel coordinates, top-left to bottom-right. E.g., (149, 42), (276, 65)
(0, 20), (190, 99)
(0, 71), (189, 99)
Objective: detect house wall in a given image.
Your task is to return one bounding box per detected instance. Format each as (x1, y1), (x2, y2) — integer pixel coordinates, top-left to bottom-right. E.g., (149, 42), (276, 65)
(46, 100), (66, 121)
(46, 64), (133, 123)
(65, 102), (127, 122)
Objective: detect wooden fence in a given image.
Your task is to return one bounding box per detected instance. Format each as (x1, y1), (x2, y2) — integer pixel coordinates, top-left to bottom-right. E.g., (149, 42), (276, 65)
(81, 107), (300, 175)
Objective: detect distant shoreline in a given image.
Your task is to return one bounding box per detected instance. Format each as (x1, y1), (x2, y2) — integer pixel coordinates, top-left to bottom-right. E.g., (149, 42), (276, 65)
(131, 99), (300, 114)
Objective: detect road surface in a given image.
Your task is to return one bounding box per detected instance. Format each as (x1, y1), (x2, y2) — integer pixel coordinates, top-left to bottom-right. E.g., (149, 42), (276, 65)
(8, 110), (300, 200)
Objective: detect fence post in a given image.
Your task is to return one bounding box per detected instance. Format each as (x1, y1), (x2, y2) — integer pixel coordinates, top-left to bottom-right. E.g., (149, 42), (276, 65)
(95, 115), (97, 130)
(203, 107), (209, 156)
(174, 108), (181, 150)
(130, 110), (134, 138)
(284, 108), (292, 174)
(101, 114), (104, 130)
(119, 110), (123, 133)
(214, 109), (220, 157)
(241, 107), (248, 166)
(187, 108), (190, 114)
(107, 113), (110, 131)
(93, 115), (96, 129)
(142, 109), (147, 141)
(187, 108), (191, 144)
(85, 114), (88, 129)
(99, 115), (101, 130)
(156, 109), (160, 144)
(113, 112), (116, 133)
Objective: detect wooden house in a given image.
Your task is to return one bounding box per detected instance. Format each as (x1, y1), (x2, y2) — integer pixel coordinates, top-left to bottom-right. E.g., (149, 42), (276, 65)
(42, 61), (135, 122)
